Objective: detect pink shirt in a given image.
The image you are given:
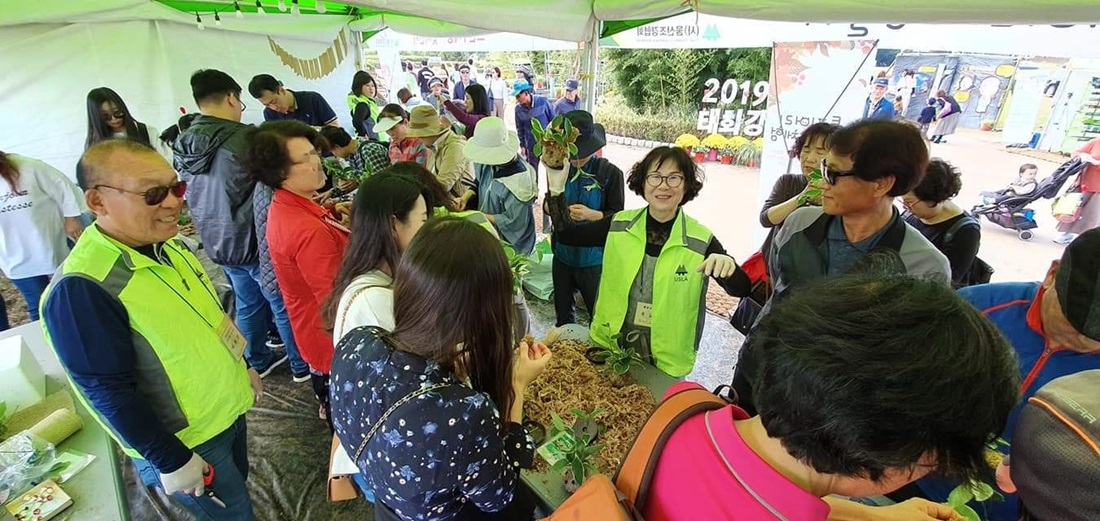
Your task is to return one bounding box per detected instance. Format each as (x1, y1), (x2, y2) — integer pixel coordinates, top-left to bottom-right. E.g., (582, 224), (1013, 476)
(644, 382), (830, 521)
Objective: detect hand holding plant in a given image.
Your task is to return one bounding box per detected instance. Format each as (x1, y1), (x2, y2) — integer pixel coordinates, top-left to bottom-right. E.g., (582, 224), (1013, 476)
(533, 115), (580, 170)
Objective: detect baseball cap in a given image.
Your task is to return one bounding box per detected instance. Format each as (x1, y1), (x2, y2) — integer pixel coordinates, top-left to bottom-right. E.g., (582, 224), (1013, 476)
(429, 77), (443, 88)
(872, 77), (890, 88)
(1011, 370), (1100, 521)
(512, 79), (532, 97)
(565, 79), (579, 91)
(1054, 228), (1100, 341)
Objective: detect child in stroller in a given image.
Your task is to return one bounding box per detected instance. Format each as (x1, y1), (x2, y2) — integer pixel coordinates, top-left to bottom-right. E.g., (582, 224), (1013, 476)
(980, 163), (1039, 204)
(972, 158), (1085, 240)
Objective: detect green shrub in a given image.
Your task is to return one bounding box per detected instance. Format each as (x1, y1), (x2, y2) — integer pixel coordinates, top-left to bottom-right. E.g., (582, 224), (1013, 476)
(595, 100), (700, 144)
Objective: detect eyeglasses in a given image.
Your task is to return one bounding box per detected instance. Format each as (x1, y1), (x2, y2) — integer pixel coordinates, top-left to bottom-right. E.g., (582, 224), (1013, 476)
(820, 158), (857, 185)
(95, 180), (187, 205)
(234, 94), (248, 112)
(102, 111), (126, 121)
(292, 150), (322, 166)
(645, 174), (685, 188)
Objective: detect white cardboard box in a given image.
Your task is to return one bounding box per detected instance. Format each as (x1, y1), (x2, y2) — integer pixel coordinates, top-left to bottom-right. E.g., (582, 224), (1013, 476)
(0, 335), (46, 413)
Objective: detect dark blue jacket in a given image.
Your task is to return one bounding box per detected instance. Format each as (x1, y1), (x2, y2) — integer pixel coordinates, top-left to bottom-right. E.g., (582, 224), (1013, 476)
(514, 96), (553, 154)
(862, 97), (896, 120)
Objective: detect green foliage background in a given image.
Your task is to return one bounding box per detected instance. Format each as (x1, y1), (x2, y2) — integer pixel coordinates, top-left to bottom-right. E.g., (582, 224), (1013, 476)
(603, 48), (771, 113)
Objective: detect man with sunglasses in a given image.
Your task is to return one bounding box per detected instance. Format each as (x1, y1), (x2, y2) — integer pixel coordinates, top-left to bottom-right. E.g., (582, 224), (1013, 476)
(730, 119), (949, 415)
(172, 69), (310, 383)
(42, 139), (260, 519)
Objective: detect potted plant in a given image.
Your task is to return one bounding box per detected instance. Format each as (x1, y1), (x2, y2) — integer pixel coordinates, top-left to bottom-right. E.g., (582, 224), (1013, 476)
(532, 115), (580, 170)
(691, 144), (710, 163)
(674, 133), (700, 154)
(548, 410), (604, 493)
(718, 142), (735, 164)
(584, 336), (644, 388)
(736, 140), (763, 168)
(701, 133), (727, 162)
(980, 120), (994, 131)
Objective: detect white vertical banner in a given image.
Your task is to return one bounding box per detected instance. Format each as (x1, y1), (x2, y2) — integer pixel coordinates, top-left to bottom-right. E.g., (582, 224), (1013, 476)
(758, 40), (879, 242)
(1001, 64), (1053, 145)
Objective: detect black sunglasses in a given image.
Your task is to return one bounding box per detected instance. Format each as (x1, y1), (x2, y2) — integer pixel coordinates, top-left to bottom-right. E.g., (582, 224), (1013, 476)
(96, 180), (187, 205)
(820, 158), (857, 185)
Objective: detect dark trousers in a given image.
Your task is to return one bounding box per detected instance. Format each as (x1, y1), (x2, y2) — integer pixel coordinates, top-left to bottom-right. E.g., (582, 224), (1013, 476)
(551, 258), (601, 327)
(11, 275), (50, 322)
(730, 339), (760, 416)
(312, 372), (333, 433)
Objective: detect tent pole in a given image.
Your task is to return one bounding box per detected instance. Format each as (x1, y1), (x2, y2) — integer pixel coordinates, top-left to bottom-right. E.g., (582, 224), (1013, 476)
(581, 23), (600, 113)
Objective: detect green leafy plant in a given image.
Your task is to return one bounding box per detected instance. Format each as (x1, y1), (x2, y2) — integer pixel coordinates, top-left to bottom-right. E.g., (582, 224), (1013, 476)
(570, 407), (605, 441)
(549, 410), (604, 487)
(503, 243), (537, 295)
(588, 335), (644, 376)
(718, 144), (736, 157)
(799, 169), (824, 205)
(532, 115), (580, 170)
(322, 157), (361, 182)
(945, 481), (1001, 521)
(734, 141), (762, 167)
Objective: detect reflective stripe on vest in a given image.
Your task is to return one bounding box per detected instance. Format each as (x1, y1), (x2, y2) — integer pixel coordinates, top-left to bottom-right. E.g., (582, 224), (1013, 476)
(591, 208), (712, 377)
(41, 225), (253, 457)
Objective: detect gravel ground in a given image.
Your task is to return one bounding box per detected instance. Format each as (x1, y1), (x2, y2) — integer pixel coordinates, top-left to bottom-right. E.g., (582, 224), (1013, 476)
(1, 276), (30, 328)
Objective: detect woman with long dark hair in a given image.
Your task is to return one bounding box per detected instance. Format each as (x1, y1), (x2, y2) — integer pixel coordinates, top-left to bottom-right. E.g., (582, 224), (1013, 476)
(0, 151), (84, 329)
(331, 217), (550, 521)
(348, 71), (387, 142)
(85, 87), (158, 150)
(444, 83), (491, 139)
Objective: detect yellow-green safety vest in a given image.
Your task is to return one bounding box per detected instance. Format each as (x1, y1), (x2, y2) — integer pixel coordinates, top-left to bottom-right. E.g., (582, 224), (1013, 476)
(434, 207), (500, 240)
(591, 207), (712, 377)
(41, 225), (253, 458)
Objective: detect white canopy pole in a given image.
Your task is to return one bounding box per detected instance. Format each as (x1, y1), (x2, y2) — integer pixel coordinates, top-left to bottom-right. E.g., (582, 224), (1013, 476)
(581, 23), (600, 113)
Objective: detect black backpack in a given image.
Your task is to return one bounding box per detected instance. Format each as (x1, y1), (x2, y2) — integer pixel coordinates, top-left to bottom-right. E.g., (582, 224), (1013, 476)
(945, 215), (994, 287)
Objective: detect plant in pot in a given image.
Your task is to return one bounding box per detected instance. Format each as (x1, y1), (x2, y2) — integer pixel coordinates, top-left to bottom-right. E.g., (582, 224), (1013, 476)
(690, 143), (710, 163)
(718, 142), (735, 164)
(701, 133), (727, 162)
(736, 141), (763, 168)
(584, 335), (644, 388)
(548, 410), (604, 493)
(532, 115), (580, 171)
(674, 133), (701, 154)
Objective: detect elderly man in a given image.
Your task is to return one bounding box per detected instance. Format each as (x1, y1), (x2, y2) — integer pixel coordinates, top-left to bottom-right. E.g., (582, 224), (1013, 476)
(42, 140), (261, 520)
(863, 77), (897, 120)
(406, 104), (474, 198)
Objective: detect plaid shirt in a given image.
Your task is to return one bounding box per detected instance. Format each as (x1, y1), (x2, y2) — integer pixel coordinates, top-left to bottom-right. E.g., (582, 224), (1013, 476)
(348, 138), (391, 178)
(389, 137), (429, 166)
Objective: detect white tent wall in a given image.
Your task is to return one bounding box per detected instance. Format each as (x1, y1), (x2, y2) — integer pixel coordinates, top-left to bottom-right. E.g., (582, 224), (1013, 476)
(0, 15), (356, 179)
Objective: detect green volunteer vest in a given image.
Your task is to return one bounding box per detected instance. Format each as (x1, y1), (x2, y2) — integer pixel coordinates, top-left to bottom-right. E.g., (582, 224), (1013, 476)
(41, 225), (253, 458)
(591, 207), (712, 377)
(434, 207), (499, 239)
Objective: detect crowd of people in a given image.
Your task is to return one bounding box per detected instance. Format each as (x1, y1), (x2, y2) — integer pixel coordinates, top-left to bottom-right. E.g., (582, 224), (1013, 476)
(0, 59), (1098, 521)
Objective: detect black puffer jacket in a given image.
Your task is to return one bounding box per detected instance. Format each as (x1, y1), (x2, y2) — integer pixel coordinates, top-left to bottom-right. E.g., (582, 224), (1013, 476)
(173, 115), (257, 266)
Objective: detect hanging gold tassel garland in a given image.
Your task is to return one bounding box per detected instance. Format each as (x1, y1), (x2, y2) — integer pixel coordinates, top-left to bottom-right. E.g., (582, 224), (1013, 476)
(268, 28), (350, 80)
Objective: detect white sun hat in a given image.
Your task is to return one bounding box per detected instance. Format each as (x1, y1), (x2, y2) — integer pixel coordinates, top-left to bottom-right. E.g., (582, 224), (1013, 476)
(463, 117), (520, 166)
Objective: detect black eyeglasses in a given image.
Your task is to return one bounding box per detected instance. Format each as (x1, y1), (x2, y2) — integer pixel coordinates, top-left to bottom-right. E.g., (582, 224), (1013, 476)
(645, 174), (685, 188)
(102, 111), (126, 121)
(820, 158), (857, 185)
(95, 180), (187, 205)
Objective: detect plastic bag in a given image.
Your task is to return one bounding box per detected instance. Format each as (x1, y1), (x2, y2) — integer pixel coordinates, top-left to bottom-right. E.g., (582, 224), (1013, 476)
(0, 432), (58, 505)
(523, 252), (555, 301)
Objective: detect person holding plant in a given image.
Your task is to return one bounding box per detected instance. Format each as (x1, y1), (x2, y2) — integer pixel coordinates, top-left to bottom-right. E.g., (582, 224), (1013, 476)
(644, 274), (1019, 521)
(900, 159), (982, 287)
(319, 126), (391, 186)
(330, 217), (550, 521)
(444, 83), (492, 140)
(461, 117), (538, 256)
(545, 146), (749, 377)
(513, 79), (554, 172)
(374, 104), (429, 166)
(547, 110), (624, 327)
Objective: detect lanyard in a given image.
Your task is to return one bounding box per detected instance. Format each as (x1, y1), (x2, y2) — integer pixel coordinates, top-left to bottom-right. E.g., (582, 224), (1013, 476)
(144, 243), (222, 330)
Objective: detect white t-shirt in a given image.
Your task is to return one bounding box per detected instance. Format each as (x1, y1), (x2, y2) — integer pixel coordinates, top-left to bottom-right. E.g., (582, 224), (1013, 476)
(332, 270), (395, 345)
(489, 79), (508, 100)
(0, 155), (84, 279)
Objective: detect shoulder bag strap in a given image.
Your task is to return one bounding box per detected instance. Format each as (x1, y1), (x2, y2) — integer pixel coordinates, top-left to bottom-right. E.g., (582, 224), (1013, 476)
(613, 387), (727, 512)
(336, 284), (390, 339)
(352, 382), (450, 463)
(943, 215), (980, 246)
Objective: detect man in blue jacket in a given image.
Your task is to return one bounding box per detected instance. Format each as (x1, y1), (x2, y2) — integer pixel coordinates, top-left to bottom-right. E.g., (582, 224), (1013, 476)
(513, 78), (553, 172)
(863, 77), (896, 120)
(906, 228), (1100, 520)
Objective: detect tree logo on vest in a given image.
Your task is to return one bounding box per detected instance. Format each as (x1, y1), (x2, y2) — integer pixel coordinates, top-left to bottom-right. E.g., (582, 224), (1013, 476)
(674, 264), (689, 282)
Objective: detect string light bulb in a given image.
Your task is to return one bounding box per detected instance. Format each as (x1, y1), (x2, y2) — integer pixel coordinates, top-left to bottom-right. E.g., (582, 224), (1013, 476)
(195, 13), (205, 30)
(235, 1), (243, 19)
(277, 0), (286, 11)
(291, 0), (300, 16)
(315, 1), (327, 14)
(214, 11), (222, 26)
(255, 0), (266, 15)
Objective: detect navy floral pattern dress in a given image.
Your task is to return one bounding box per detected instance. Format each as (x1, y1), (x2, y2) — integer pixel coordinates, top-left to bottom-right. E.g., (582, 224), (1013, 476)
(330, 326), (535, 521)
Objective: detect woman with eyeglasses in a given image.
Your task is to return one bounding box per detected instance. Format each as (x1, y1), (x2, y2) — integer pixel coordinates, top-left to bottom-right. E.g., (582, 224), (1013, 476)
(0, 150), (85, 329)
(545, 146), (745, 378)
(901, 159), (981, 288)
(730, 119), (951, 415)
(85, 87), (161, 154)
(240, 121), (349, 426)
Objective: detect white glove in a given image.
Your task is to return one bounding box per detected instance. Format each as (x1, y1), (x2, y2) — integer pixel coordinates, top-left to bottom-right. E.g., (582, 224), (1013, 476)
(546, 164), (568, 196)
(159, 452), (207, 496)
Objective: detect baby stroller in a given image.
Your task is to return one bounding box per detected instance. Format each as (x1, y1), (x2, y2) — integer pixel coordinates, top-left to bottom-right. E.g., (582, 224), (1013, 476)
(971, 157), (1086, 241)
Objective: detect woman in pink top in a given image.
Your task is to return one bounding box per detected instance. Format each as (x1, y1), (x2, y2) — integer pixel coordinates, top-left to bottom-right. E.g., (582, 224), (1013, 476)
(644, 273), (1021, 520)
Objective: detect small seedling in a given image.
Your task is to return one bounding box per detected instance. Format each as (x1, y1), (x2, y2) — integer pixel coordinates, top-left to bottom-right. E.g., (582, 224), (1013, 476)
(799, 168), (825, 205)
(548, 410), (603, 488)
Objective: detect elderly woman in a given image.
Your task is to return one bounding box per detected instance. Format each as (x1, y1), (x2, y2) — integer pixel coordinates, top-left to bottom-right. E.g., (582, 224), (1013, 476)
(461, 117), (538, 255)
(546, 146), (743, 378)
(901, 158), (982, 287)
(731, 119), (950, 414)
(240, 121), (349, 424)
(645, 274), (1019, 520)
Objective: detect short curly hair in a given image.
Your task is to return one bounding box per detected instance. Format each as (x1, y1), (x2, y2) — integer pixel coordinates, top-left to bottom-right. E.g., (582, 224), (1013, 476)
(827, 119), (929, 197)
(626, 147), (704, 205)
(239, 121), (327, 189)
(750, 274), (1018, 485)
(789, 122), (841, 159)
(912, 158), (963, 205)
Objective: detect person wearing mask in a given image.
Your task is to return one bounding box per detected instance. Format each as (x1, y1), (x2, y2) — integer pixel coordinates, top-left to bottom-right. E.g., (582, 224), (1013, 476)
(84, 87), (161, 153)
(42, 140), (261, 520)
(1054, 136), (1100, 244)
(930, 90), (962, 144)
(552, 79), (583, 117)
(240, 121), (350, 424)
(863, 77), (897, 120)
(416, 59), (435, 100)
(731, 119), (950, 414)
(644, 273), (1019, 521)
(319, 126), (391, 182)
(461, 117), (538, 256)
(546, 110), (624, 326)
(346, 71), (388, 142)
(330, 217), (550, 521)
(0, 151), (84, 326)
(405, 105), (474, 199)
(545, 147), (744, 377)
(513, 79), (553, 172)
(905, 229), (1100, 520)
(374, 104), (429, 166)
(488, 67), (508, 118)
(248, 74), (338, 127)
(901, 159), (981, 287)
(444, 83), (491, 140)
(452, 64), (477, 101)
(997, 370), (1100, 521)
(173, 69), (302, 379)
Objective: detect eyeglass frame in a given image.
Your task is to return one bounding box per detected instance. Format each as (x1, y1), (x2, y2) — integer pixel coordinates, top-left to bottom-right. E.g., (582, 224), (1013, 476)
(820, 158), (857, 185)
(645, 173), (685, 188)
(94, 180), (187, 206)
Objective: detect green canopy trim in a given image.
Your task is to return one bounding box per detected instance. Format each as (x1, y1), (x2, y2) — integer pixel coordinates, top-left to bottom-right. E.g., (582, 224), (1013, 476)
(156, 0), (358, 17)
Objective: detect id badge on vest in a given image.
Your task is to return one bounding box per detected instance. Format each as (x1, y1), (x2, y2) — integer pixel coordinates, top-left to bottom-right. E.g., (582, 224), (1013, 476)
(634, 302), (654, 328)
(216, 314), (247, 360)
